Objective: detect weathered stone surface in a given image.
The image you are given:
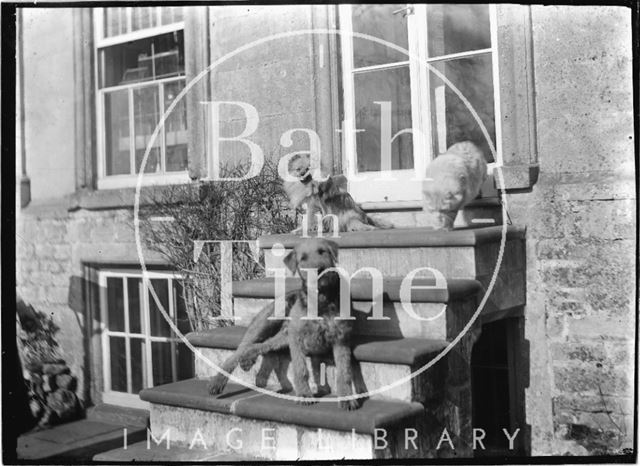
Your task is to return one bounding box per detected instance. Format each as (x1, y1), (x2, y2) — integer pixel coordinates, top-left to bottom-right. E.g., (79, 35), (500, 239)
(148, 403), (413, 460)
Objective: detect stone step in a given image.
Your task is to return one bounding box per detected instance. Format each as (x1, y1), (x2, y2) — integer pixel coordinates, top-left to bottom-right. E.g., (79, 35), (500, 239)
(230, 277), (481, 340)
(187, 327), (449, 403)
(139, 378), (427, 460)
(94, 440), (260, 462)
(363, 197), (504, 229)
(257, 225), (526, 315)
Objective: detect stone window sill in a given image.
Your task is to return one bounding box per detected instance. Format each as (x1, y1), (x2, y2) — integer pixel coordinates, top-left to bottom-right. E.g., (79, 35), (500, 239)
(69, 183), (201, 211)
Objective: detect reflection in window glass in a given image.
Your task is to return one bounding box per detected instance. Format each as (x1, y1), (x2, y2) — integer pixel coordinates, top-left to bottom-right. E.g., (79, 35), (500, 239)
(131, 338), (145, 394)
(161, 7), (184, 26)
(104, 91), (130, 176)
(128, 278), (142, 334)
(106, 277), (125, 331)
(99, 31), (184, 89)
(177, 343), (194, 381)
(133, 86), (162, 173)
(351, 4), (409, 68)
(149, 279), (171, 337)
(164, 81), (189, 172)
(427, 4), (492, 57)
(354, 66), (414, 172)
(152, 341), (173, 386)
(103, 7), (184, 38)
(131, 7), (158, 32)
(103, 7), (127, 38)
(429, 55), (495, 162)
(173, 281), (191, 334)
(109, 337), (127, 392)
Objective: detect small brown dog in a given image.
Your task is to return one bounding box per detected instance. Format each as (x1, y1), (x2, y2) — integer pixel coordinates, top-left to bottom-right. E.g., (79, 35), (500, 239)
(282, 154), (316, 212)
(208, 238), (361, 410)
(283, 154), (392, 233)
(308, 175), (393, 233)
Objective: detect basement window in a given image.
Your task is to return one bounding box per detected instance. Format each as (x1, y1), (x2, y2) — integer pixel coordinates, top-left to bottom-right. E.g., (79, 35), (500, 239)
(98, 269), (194, 408)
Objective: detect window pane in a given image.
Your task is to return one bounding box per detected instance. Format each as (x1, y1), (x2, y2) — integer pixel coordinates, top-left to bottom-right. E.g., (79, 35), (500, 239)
(109, 337), (127, 392)
(172, 281), (191, 334)
(164, 81), (188, 172)
(161, 7), (184, 26)
(354, 66), (414, 172)
(100, 30), (185, 88)
(427, 4), (492, 57)
(131, 338), (145, 394)
(104, 90), (131, 176)
(131, 7), (158, 32)
(428, 55), (496, 162)
(103, 7), (128, 38)
(127, 278), (142, 334)
(133, 85), (162, 174)
(148, 279), (171, 337)
(176, 343), (194, 381)
(351, 4), (409, 68)
(152, 342), (173, 386)
(106, 277), (125, 331)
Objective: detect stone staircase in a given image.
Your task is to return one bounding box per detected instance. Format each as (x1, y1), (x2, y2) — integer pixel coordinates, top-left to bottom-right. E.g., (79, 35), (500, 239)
(100, 225), (526, 460)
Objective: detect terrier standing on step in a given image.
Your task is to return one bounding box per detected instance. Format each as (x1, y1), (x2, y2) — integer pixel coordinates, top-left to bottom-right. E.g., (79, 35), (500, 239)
(208, 238), (362, 410)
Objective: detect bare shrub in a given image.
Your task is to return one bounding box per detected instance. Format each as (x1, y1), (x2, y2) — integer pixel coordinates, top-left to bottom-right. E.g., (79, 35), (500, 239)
(139, 161), (296, 331)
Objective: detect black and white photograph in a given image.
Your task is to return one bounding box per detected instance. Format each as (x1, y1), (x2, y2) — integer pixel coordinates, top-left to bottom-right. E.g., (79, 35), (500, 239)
(3, 2), (637, 463)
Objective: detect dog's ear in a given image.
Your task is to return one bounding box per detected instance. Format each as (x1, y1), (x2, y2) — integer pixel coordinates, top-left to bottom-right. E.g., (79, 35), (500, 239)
(283, 249), (298, 273)
(325, 240), (339, 264)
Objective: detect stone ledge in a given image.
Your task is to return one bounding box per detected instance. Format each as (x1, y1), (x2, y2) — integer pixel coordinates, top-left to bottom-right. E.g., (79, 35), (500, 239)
(140, 379), (424, 435)
(17, 419), (147, 461)
(258, 225), (526, 249)
(94, 440), (257, 462)
(186, 327), (448, 366)
(232, 277), (482, 303)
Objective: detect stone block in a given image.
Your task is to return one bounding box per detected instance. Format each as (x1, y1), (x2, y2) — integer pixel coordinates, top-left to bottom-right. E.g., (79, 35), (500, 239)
(553, 363), (630, 396)
(149, 404), (377, 460)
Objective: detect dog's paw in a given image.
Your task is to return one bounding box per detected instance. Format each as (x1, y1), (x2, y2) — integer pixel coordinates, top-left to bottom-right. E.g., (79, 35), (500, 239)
(238, 350), (259, 372)
(294, 391), (317, 405)
(208, 375), (227, 395)
(339, 398), (362, 411)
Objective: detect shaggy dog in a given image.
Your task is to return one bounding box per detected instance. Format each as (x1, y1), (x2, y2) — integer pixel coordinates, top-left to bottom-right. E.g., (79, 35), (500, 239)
(308, 175), (393, 233)
(208, 238), (361, 410)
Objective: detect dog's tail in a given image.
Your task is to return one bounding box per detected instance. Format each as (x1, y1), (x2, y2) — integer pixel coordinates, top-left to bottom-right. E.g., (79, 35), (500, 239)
(366, 214), (394, 229)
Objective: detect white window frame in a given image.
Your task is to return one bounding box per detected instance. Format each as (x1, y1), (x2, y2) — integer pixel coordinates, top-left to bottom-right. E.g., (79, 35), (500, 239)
(94, 8), (190, 190)
(338, 4), (502, 203)
(98, 269), (187, 409)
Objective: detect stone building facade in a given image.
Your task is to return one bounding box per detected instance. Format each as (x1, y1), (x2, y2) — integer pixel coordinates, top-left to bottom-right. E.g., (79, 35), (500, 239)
(15, 4), (635, 457)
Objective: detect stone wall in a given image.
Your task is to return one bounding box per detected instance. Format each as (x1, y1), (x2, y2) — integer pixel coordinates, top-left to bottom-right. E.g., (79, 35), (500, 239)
(16, 201), (168, 404)
(21, 9), (76, 201)
(507, 5), (635, 455)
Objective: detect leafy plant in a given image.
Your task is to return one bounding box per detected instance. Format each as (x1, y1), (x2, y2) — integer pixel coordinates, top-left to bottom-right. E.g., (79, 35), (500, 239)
(17, 299), (61, 368)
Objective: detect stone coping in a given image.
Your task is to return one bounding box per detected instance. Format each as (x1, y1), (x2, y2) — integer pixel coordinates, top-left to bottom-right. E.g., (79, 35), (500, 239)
(139, 379), (424, 435)
(94, 440), (257, 462)
(232, 277), (482, 303)
(186, 327), (448, 366)
(17, 419), (148, 461)
(258, 225), (525, 249)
